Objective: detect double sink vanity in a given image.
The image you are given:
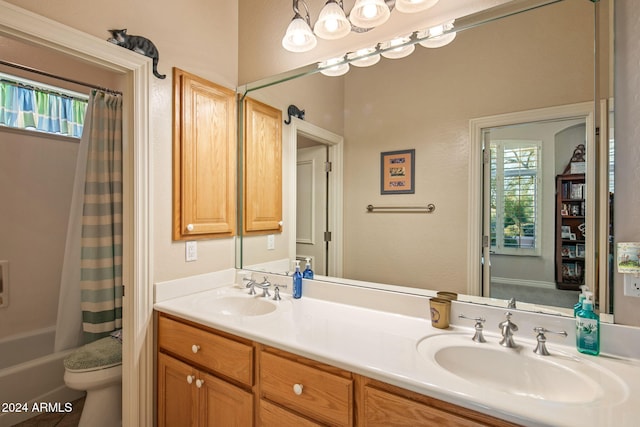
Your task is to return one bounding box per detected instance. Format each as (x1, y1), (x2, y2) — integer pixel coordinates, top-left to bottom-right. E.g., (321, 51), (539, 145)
(154, 270), (640, 426)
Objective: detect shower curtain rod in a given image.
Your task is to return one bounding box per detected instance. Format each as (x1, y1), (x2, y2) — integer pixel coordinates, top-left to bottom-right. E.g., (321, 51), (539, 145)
(0, 59), (123, 96)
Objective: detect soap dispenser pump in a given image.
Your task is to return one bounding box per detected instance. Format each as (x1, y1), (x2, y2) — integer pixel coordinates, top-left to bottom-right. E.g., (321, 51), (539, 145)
(293, 260), (303, 299)
(576, 291), (599, 356)
(303, 257), (314, 279)
(574, 285), (588, 317)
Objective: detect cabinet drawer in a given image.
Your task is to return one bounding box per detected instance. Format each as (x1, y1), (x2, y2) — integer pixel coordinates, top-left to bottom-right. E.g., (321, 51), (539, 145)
(158, 315), (253, 386)
(260, 351), (353, 426)
(259, 399), (322, 427)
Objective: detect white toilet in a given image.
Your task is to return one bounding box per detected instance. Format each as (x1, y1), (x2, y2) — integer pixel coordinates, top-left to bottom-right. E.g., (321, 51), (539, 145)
(63, 335), (122, 427)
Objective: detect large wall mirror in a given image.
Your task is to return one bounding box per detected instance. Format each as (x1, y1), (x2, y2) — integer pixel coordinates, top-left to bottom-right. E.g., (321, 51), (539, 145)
(237, 0), (614, 319)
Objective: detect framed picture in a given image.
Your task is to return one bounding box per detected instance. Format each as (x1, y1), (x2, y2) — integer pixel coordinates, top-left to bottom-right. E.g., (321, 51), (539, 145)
(381, 149), (415, 194)
(569, 233), (577, 241)
(576, 244), (586, 258)
(561, 225), (572, 238)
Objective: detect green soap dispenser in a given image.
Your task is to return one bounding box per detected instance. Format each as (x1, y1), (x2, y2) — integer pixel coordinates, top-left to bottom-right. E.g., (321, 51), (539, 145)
(575, 292), (599, 356)
(574, 285), (588, 317)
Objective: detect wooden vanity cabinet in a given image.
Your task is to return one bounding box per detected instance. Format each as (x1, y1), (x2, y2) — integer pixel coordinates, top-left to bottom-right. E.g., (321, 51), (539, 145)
(157, 314), (254, 426)
(156, 313), (521, 427)
(172, 67), (236, 240)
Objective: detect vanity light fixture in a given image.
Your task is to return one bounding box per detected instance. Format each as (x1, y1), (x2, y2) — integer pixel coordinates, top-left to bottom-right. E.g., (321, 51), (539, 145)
(380, 35), (416, 59)
(282, 0), (317, 53)
(314, 0), (351, 40)
(283, 0), (441, 53)
(395, 0), (439, 14)
(348, 47), (381, 67)
(319, 56), (350, 76)
(418, 19), (457, 48)
(349, 0), (392, 29)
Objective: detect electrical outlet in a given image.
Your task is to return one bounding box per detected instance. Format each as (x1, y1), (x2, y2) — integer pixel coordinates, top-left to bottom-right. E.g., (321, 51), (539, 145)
(185, 241), (197, 262)
(267, 234), (275, 250)
(624, 275), (640, 297)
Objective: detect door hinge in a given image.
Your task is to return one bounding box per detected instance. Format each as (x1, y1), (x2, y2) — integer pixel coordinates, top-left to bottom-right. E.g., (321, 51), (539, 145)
(483, 235), (490, 248)
(325, 161), (332, 172)
(324, 231), (332, 242)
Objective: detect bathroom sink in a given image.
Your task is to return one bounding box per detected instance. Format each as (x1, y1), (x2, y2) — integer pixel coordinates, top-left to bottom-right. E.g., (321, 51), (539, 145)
(416, 333), (626, 404)
(194, 294), (277, 317)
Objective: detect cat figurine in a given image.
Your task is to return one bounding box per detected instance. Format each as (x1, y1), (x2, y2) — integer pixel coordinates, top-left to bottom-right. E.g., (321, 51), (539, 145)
(107, 29), (165, 79)
(284, 105), (305, 125)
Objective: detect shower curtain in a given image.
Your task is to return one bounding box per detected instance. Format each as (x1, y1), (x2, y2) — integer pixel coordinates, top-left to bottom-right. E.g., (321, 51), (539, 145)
(54, 90), (123, 351)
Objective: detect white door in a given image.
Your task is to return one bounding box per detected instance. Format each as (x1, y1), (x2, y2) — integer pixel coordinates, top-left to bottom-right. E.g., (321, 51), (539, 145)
(296, 145), (328, 275)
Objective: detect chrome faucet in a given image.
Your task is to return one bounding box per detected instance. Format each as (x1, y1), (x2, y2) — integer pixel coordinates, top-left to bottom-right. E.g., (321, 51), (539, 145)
(244, 277), (258, 295)
(255, 277), (271, 298)
(499, 312), (518, 348)
(507, 297), (516, 309)
(458, 314), (487, 343)
(533, 327), (567, 356)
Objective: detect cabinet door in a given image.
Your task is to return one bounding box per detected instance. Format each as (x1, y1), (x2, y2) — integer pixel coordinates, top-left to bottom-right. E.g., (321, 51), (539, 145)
(173, 67), (236, 240)
(199, 371), (253, 427)
(158, 353), (198, 427)
(243, 98), (282, 234)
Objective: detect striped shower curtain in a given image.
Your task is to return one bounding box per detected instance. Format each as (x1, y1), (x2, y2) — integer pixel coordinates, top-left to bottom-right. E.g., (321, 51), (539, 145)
(80, 90), (123, 343)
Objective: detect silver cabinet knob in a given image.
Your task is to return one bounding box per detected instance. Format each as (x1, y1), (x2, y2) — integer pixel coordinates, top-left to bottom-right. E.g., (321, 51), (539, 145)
(187, 224), (194, 231)
(192, 344), (200, 354)
(186, 375), (194, 384)
(293, 383), (303, 395)
(196, 379), (205, 388)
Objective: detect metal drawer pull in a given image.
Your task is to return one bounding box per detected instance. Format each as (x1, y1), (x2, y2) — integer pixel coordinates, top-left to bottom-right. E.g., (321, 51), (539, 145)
(187, 224), (194, 231)
(293, 383), (304, 395)
(192, 344), (200, 354)
(196, 379), (205, 388)
(186, 375), (194, 384)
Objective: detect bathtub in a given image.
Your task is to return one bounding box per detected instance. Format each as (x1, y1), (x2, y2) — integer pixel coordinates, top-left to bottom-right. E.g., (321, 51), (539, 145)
(0, 326), (84, 426)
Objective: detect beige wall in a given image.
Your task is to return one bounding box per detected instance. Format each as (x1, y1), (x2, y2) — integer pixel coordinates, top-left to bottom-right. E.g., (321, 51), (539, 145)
(4, 0), (239, 283)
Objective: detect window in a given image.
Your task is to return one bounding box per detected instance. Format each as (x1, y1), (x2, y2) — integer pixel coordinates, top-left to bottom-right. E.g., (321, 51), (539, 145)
(490, 140), (541, 255)
(0, 72), (88, 138)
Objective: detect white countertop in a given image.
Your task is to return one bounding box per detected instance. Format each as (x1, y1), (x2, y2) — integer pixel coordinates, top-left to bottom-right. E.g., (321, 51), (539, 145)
(154, 276), (640, 427)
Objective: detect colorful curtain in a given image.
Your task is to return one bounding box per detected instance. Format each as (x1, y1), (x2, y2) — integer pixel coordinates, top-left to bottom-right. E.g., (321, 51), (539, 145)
(0, 81), (87, 137)
(80, 90), (123, 343)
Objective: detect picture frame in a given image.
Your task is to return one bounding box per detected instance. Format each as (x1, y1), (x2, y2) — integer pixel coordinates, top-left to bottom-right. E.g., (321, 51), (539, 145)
(381, 149), (415, 194)
(576, 244), (586, 258)
(569, 233), (577, 241)
(561, 225), (572, 238)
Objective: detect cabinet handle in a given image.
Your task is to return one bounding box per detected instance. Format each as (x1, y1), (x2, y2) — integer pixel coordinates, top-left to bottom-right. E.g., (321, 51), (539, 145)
(192, 344), (200, 354)
(196, 379), (205, 388)
(293, 383), (303, 395)
(186, 375), (194, 384)
(187, 224), (194, 231)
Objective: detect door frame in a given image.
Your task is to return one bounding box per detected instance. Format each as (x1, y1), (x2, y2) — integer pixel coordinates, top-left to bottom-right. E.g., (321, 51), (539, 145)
(0, 2), (153, 426)
(286, 118), (344, 278)
(468, 102), (596, 301)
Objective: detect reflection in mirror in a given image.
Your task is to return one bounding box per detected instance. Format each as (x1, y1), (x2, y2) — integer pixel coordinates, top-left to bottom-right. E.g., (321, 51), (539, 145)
(238, 0), (613, 319)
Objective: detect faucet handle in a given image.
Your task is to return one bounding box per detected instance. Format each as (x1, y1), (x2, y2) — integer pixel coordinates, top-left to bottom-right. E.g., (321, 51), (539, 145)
(533, 327), (567, 356)
(458, 314), (487, 343)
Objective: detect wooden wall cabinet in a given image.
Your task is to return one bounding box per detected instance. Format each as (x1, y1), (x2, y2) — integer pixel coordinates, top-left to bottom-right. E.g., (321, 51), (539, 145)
(173, 67), (236, 240)
(243, 98), (282, 235)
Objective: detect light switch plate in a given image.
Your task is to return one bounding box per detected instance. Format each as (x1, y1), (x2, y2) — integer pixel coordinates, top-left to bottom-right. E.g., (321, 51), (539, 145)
(186, 241), (197, 262)
(267, 234), (275, 250)
(623, 275), (640, 297)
